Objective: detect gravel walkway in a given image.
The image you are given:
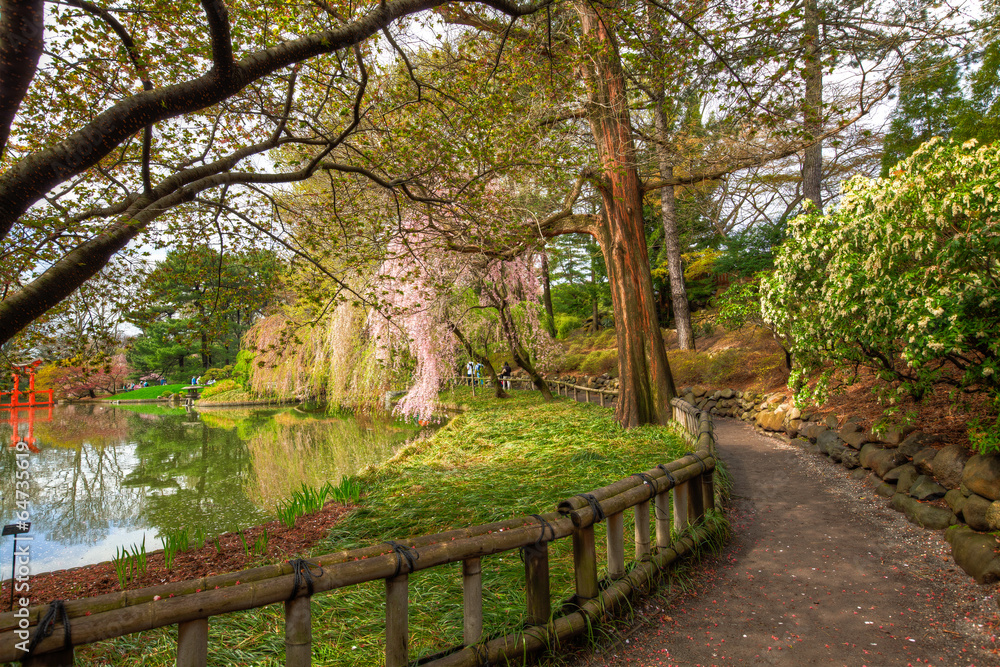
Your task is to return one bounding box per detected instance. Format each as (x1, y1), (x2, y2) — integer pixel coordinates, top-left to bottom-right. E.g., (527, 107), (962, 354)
(572, 418), (1000, 666)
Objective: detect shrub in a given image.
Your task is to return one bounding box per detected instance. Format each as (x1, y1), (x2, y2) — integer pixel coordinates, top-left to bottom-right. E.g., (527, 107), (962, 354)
(200, 379), (240, 398)
(580, 349), (617, 375)
(559, 353), (586, 371)
(555, 314), (583, 339)
(762, 138), (1000, 406)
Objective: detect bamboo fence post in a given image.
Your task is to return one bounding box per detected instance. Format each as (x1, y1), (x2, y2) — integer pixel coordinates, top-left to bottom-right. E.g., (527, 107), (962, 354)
(606, 512), (625, 579)
(673, 482), (690, 533)
(385, 575), (408, 667)
(634, 500), (651, 560)
(654, 491), (672, 549)
(523, 544), (551, 625)
(572, 525), (599, 602)
(599, 391), (605, 407)
(573, 385), (578, 401)
(462, 558), (483, 645)
(584, 388), (590, 403)
(21, 648), (74, 666)
(284, 595), (311, 667)
(176, 618), (208, 667)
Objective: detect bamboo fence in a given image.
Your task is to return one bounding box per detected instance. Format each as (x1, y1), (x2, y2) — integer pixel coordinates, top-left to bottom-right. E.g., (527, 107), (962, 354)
(0, 395), (718, 667)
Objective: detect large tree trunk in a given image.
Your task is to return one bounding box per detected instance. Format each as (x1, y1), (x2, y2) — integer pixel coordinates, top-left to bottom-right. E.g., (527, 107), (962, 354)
(541, 252), (556, 337)
(802, 0), (823, 210)
(496, 303), (553, 400)
(574, 0), (676, 427)
(655, 163), (695, 350)
(448, 322), (508, 399)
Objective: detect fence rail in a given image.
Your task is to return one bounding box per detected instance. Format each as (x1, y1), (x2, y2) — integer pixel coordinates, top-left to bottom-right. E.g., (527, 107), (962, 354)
(1, 395), (718, 667)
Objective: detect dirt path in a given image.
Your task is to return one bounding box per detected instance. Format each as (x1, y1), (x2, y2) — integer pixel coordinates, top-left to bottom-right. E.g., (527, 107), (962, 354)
(573, 418), (1000, 666)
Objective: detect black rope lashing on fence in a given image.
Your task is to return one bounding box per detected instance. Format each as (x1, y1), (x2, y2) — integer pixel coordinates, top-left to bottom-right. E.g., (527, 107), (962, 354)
(692, 452), (708, 475)
(656, 463), (677, 488)
(530, 513), (555, 546)
(632, 472), (658, 500)
(474, 643), (493, 667)
(575, 493), (606, 524)
(385, 540), (419, 578)
(27, 599), (70, 656)
(287, 558), (324, 600)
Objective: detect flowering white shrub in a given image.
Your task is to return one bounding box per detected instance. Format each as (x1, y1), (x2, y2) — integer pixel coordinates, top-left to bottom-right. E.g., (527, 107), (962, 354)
(761, 138), (1000, 405)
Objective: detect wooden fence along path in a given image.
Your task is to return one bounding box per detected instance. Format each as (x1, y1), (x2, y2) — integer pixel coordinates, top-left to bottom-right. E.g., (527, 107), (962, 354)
(0, 388), (717, 667)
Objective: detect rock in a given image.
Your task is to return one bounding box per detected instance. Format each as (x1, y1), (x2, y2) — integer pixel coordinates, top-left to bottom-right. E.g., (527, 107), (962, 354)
(800, 423), (828, 442)
(897, 466), (919, 495)
(890, 493), (957, 530)
(757, 409), (785, 431)
(785, 419), (803, 438)
(945, 526), (1000, 584)
(884, 463), (916, 482)
(944, 489), (967, 515)
(841, 431), (869, 449)
(871, 449), (909, 478)
(913, 448), (937, 476)
(828, 443), (847, 463)
(817, 430), (842, 453)
(704, 400), (718, 412)
(960, 483), (973, 497)
(790, 437), (811, 449)
(683, 392), (696, 405)
(876, 482), (896, 498)
(693, 385), (707, 397)
(851, 468), (872, 481)
(787, 407), (801, 421)
(962, 455), (1000, 501)
(899, 431), (940, 458)
(803, 442), (821, 456)
(721, 388), (734, 399)
(825, 414), (839, 429)
(909, 475), (947, 500)
(961, 494), (995, 532)
(841, 449), (861, 469)
(840, 420), (863, 435)
(986, 501), (1000, 530)
(879, 424), (916, 446)
(859, 443), (882, 470)
(931, 445), (971, 489)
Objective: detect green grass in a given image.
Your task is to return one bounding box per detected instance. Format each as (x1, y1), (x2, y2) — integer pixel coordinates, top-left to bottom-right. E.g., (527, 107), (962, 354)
(110, 384), (188, 400)
(80, 388), (718, 666)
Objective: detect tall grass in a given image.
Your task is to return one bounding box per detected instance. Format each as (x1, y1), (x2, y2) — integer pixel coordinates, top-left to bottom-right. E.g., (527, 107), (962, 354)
(81, 388), (726, 666)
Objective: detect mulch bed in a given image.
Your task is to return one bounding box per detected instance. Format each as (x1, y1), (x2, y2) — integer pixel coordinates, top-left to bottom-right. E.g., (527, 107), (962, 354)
(2, 502), (352, 608)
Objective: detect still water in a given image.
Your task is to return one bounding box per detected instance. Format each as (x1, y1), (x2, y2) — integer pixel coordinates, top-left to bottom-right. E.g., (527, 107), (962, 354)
(0, 403), (417, 578)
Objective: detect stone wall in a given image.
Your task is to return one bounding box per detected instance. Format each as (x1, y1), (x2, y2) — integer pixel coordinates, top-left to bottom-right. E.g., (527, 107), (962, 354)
(681, 384), (1000, 586)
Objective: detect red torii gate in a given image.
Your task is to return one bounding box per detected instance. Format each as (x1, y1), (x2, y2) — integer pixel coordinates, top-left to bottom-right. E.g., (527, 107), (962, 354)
(0, 359), (54, 408)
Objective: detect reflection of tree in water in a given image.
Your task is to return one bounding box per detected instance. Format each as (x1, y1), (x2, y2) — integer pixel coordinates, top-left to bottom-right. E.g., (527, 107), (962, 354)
(0, 406), (142, 546)
(0, 405), (416, 556)
(247, 412), (417, 508)
(123, 409), (272, 535)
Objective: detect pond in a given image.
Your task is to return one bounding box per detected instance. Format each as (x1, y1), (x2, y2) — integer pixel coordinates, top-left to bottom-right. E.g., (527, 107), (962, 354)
(0, 403), (418, 579)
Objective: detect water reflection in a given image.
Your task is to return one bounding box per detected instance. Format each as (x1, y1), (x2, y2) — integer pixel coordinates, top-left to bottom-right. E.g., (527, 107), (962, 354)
(0, 404), (415, 578)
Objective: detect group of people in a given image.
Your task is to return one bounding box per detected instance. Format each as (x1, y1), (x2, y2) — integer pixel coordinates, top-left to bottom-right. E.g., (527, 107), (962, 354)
(464, 360), (513, 389)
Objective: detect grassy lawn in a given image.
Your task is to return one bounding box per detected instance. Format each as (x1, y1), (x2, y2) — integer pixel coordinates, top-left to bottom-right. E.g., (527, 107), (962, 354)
(110, 383), (188, 400)
(81, 388), (717, 666)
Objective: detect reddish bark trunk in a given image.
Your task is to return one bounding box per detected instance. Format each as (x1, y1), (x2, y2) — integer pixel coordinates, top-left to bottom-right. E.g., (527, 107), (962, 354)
(574, 1), (676, 427)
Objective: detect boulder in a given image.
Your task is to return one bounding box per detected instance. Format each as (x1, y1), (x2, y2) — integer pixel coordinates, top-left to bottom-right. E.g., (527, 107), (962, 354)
(850, 467), (872, 482)
(912, 448), (937, 476)
(817, 430), (842, 453)
(986, 501), (1000, 531)
(945, 526), (1000, 584)
(961, 493), (995, 532)
(876, 482), (896, 498)
(883, 463), (915, 482)
(909, 475), (947, 501)
(757, 409), (785, 432)
(899, 431), (940, 458)
(879, 424), (916, 446)
(871, 449), (909, 478)
(785, 419), (803, 438)
(787, 407), (801, 421)
(841, 431), (869, 449)
(890, 493), (957, 530)
(859, 443), (882, 470)
(828, 443), (848, 463)
(721, 388), (734, 399)
(944, 489), (967, 516)
(824, 414), (839, 429)
(840, 419), (863, 435)
(962, 455), (1000, 501)
(800, 423), (828, 442)
(841, 449), (861, 469)
(693, 385), (707, 397)
(931, 445), (971, 489)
